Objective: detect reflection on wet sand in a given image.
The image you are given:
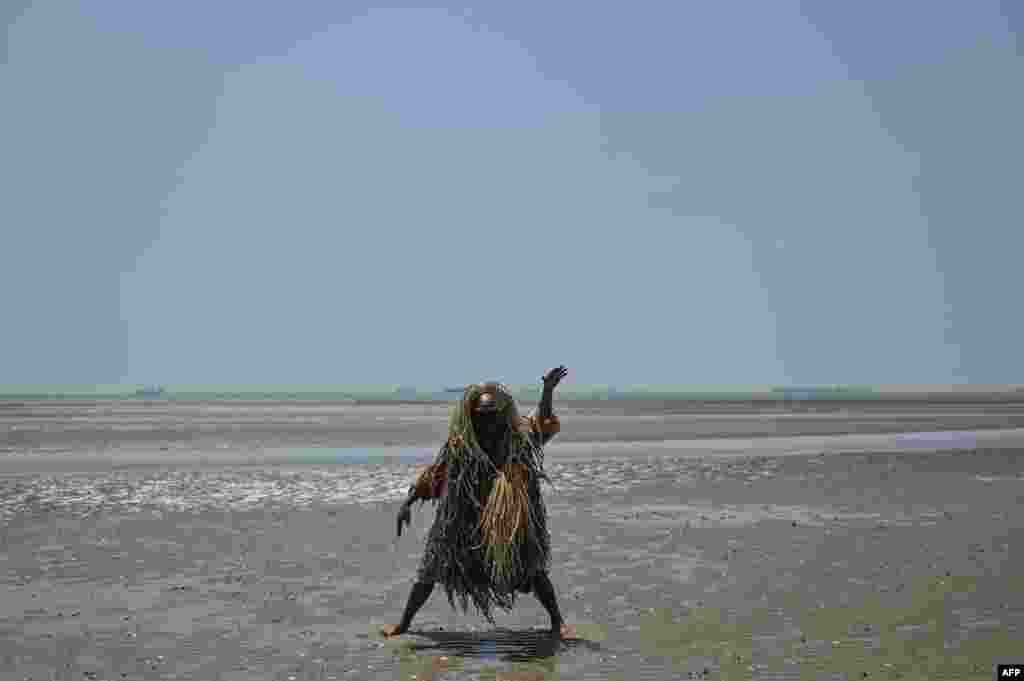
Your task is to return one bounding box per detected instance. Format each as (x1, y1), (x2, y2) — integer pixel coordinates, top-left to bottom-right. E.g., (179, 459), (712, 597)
(383, 628), (602, 680)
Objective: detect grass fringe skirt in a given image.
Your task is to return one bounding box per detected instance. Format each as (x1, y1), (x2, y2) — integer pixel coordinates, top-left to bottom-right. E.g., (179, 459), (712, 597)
(416, 443), (551, 623)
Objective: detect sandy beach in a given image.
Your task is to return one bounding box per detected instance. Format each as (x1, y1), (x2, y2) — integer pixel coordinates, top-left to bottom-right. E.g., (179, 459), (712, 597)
(1, 401), (1022, 680)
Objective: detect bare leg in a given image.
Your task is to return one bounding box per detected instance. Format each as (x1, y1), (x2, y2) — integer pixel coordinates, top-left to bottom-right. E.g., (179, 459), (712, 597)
(531, 572), (575, 638)
(380, 581), (434, 637)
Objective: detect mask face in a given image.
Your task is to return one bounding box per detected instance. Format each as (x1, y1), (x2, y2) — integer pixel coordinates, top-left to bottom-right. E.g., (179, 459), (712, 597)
(472, 411), (507, 445)
(467, 382), (512, 452)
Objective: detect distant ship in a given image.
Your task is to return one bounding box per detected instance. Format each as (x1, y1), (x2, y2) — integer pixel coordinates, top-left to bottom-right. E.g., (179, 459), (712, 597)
(135, 386), (165, 398)
(443, 386), (467, 393)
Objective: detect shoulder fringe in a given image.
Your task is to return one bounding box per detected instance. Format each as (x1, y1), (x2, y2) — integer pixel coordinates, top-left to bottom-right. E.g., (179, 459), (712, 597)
(412, 461), (448, 503)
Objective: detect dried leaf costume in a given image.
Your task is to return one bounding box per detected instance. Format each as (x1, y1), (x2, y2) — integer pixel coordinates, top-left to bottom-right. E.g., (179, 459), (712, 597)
(407, 383), (561, 623)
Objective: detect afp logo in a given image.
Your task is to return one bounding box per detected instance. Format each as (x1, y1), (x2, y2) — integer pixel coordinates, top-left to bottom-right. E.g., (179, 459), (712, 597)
(998, 665), (1024, 678)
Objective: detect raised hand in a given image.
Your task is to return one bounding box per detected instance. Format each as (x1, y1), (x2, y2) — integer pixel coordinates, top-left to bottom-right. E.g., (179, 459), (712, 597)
(542, 365), (568, 391)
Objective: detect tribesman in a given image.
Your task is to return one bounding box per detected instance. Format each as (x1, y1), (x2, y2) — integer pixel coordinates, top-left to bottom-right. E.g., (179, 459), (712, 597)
(380, 366), (575, 639)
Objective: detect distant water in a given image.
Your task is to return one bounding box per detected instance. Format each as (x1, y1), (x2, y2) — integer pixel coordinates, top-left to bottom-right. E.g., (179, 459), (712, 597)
(3, 384), (1024, 403)
(5, 397), (1024, 469)
(0, 386), (821, 402)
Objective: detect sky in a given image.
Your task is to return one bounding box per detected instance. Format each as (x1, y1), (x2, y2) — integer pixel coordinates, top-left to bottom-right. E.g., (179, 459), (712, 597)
(2, 1), (1021, 387)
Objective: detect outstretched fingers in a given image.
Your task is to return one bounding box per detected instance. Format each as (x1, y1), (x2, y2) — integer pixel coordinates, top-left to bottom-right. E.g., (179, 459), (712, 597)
(542, 366), (568, 388)
(542, 365), (568, 384)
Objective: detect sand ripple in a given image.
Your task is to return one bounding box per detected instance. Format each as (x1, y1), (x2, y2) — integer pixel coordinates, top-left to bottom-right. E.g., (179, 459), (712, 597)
(0, 467), (419, 519)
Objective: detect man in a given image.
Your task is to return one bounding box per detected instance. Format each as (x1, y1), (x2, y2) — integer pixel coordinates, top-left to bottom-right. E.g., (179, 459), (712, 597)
(380, 366), (574, 639)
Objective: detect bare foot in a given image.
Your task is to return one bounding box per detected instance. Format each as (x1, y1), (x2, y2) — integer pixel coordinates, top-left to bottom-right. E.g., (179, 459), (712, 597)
(550, 623), (577, 639)
(379, 624), (407, 638)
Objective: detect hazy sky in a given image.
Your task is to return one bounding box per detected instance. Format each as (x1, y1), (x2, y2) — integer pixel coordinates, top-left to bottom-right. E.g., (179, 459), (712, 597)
(3, 1), (1021, 387)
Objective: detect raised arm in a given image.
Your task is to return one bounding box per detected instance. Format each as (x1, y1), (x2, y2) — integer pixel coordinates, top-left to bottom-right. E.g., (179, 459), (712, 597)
(528, 365), (568, 447)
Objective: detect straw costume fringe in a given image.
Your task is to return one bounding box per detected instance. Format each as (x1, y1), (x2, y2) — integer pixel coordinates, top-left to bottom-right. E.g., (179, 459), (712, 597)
(411, 384), (555, 623)
(479, 462), (535, 586)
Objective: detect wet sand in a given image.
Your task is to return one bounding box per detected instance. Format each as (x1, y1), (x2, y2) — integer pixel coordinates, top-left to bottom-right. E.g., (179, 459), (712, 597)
(0, 402), (1022, 680)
